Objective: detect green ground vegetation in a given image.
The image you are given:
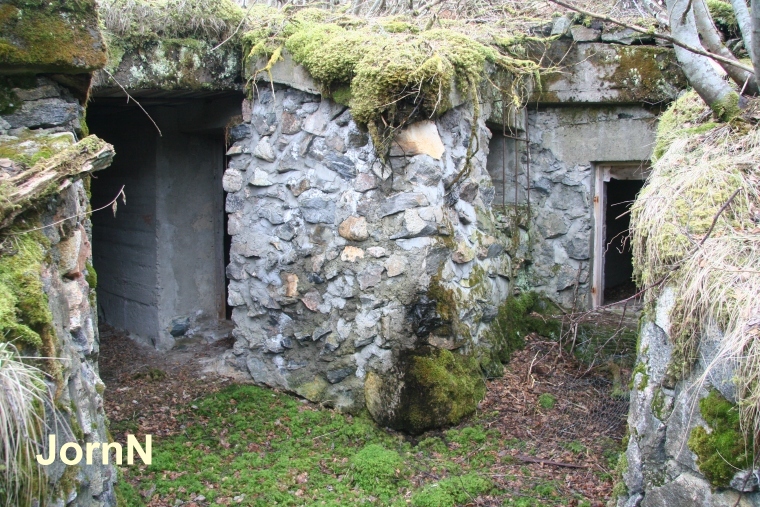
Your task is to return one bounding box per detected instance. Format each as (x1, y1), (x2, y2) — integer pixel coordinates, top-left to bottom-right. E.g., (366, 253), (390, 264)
(115, 384), (595, 507)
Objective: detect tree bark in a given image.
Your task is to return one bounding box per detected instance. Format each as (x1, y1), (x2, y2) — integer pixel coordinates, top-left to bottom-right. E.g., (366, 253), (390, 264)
(730, 0), (754, 61)
(693, 0), (758, 94)
(666, 0), (741, 119)
(752, 0), (760, 81)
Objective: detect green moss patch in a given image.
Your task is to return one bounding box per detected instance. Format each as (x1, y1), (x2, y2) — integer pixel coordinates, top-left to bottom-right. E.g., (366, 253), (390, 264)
(0, 129), (76, 169)
(688, 389), (752, 487)
(242, 9), (538, 155)
(0, 231), (54, 352)
(0, 0), (106, 72)
(394, 346), (486, 434)
(350, 444), (406, 500)
(706, 0), (738, 37)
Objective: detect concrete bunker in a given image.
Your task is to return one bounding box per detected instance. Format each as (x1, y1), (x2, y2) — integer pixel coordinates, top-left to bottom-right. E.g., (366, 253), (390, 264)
(88, 91), (244, 350)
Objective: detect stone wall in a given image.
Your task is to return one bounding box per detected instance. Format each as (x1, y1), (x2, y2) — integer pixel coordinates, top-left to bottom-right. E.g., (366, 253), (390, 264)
(222, 85), (514, 429)
(617, 288), (760, 507)
(515, 106), (657, 308)
(0, 78), (115, 506)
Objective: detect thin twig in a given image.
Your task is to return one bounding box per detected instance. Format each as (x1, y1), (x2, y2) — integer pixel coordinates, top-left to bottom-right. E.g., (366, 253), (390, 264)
(9, 186), (126, 236)
(699, 188), (741, 247)
(515, 455), (586, 468)
(102, 69), (162, 136)
(212, 0), (257, 51)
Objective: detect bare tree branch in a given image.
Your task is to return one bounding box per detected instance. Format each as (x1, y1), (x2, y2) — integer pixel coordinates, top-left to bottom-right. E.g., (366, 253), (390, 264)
(729, 0), (754, 62)
(546, 0), (755, 74)
(693, 0), (758, 94)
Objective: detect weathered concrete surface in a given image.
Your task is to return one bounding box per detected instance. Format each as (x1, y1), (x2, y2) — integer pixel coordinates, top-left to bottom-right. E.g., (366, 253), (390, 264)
(529, 41), (686, 105)
(92, 40), (241, 95)
(90, 93), (243, 350)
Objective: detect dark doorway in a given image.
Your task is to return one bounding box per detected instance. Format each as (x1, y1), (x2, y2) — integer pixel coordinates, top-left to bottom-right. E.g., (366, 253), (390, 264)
(88, 91), (243, 349)
(603, 178), (644, 304)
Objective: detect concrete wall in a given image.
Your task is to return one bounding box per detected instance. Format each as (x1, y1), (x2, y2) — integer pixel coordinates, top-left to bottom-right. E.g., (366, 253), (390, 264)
(155, 117), (226, 341)
(91, 109), (159, 343)
(487, 105), (657, 308)
(90, 93), (242, 349)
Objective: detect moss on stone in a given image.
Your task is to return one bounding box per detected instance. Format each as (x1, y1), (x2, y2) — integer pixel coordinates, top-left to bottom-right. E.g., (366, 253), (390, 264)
(394, 346), (485, 434)
(688, 389), (752, 487)
(242, 9), (538, 155)
(609, 46), (680, 103)
(0, 0), (106, 73)
(84, 261), (97, 289)
(0, 230), (54, 353)
(630, 362), (648, 390)
(0, 129), (76, 169)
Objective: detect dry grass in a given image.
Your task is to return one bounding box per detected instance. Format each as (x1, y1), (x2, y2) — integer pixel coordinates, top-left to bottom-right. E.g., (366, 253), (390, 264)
(630, 92), (760, 447)
(0, 342), (51, 506)
(99, 0), (650, 43)
(238, 0), (648, 26)
(98, 0), (245, 41)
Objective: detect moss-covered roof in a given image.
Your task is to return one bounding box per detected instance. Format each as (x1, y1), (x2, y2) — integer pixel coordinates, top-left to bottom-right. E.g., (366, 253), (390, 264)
(0, 0), (107, 74)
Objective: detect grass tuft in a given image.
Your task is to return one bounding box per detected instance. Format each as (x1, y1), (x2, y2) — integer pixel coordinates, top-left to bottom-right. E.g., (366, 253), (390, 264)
(0, 342), (53, 506)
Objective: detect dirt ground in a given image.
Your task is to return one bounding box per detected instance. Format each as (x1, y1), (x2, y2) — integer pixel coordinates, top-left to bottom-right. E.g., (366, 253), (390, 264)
(99, 321), (631, 506)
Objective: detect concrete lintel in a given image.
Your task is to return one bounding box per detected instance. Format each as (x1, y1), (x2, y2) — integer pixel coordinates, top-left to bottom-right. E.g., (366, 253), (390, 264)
(529, 41), (686, 105)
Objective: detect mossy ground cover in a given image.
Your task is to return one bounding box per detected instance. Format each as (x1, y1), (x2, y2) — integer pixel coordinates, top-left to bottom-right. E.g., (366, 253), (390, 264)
(114, 383), (606, 507)
(102, 330), (626, 507)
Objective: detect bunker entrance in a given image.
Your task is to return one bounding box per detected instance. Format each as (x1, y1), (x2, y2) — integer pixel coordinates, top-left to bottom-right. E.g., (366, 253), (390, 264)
(88, 91), (243, 349)
(593, 165), (648, 307)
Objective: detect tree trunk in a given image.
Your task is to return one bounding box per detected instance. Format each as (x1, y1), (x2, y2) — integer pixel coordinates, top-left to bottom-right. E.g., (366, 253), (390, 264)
(752, 0), (760, 81)
(693, 0), (758, 94)
(666, 0), (741, 119)
(730, 0), (754, 62)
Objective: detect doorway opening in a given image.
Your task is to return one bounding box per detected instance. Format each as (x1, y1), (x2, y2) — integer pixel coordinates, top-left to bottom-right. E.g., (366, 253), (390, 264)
(87, 91), (243, 349)
(592, 165), (648, 307)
